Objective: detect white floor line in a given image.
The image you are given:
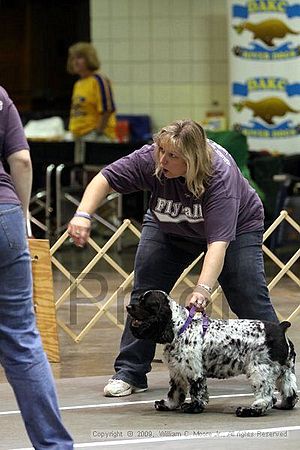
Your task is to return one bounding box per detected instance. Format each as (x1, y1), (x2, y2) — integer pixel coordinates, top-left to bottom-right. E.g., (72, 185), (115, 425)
(7, 425), (300, 450)
(2, 389), (300, 416)
(0, 392), (256, 416)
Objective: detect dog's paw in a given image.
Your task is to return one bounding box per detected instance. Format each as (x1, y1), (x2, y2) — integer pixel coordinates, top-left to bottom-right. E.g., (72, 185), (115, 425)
(181, 401), (204, 414)
(155, 400), (171, 411)
(273, 392), (299, 410)
(236, 406), (265, 417)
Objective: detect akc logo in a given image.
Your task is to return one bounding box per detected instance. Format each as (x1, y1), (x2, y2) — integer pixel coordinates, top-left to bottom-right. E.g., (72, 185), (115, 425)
(232, 77), (300, 96)
(233, 1), (300, 18)
(232, 2), (300, 59)
(232, 95), (300, 137)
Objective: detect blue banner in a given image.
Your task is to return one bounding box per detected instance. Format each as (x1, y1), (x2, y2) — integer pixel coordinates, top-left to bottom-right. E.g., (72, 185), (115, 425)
(233, 42), (300, 60)
(232, 2), (300, 18)
(286, 4), (300, 17)
(232, 5), (248, 18)
(286, 83), (300, 96)
(235, 120), (300, 137)
(233, 80), (300, 96)
(233, 82), (248, 96)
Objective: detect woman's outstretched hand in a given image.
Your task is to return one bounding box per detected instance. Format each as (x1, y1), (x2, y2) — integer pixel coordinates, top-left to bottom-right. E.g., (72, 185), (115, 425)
(67, 216), (91, 247)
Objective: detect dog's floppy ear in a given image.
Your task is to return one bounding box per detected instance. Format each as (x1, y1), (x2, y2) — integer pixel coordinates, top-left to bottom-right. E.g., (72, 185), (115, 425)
(156, 295), (174, 343)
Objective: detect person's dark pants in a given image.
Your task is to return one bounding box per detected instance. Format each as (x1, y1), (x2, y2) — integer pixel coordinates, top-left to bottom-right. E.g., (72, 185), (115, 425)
(113, 212), (278, 389)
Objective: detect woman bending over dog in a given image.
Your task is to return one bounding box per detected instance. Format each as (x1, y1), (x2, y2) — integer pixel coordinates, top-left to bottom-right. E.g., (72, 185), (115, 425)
(68, 119), (278, 397)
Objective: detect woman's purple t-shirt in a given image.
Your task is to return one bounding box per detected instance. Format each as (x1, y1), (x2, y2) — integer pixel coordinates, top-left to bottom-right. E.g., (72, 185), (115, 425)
(0, 86), (30, 204)
(101, 142), (264, 243)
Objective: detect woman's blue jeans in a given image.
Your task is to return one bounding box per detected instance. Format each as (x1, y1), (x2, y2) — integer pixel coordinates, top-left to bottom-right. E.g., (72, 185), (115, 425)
(0, 204), (73, 449)
(113, 212), (278, 389)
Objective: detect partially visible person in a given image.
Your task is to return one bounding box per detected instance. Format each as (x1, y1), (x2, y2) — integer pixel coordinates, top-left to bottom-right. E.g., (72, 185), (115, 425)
(67, 41), (117, 162)
(0, 86), (74, 449)
(68, 119), (279, 398)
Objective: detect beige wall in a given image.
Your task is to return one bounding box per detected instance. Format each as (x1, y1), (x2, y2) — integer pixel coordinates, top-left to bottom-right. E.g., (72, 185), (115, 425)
(91, 0), (228, 131)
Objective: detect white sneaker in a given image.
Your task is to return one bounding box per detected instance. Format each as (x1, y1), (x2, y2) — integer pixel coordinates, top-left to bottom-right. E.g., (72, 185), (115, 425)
(103, 379), (148, 397)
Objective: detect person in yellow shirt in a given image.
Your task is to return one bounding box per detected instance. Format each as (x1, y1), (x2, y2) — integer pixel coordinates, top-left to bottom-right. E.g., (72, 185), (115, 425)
(67, 42), (117, 162)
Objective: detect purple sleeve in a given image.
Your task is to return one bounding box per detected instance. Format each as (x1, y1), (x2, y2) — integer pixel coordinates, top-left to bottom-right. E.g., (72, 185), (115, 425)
(202, 147), (244, 243)
(101, 145), (155, 193)
(3, 101), (29, 158)
(202, 170), (240, 243)
(203, 195), (240, 243)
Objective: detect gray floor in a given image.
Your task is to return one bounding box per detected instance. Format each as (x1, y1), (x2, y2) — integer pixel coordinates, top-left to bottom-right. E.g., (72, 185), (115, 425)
(0, 236), (299, 449)
(1, 368), (300, 449)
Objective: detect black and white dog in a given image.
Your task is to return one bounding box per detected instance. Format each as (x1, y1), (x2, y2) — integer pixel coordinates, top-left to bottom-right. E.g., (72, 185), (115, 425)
(126, 290), (298, 417)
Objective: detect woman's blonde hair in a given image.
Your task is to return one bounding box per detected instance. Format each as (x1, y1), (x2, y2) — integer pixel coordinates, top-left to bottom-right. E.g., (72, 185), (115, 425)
(67, 42), (100, 74)
(153, 119), (212, 198)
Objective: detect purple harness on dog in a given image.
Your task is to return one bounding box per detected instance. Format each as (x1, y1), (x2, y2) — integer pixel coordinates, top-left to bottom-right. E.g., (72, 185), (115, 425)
(178, 306), (210, 336)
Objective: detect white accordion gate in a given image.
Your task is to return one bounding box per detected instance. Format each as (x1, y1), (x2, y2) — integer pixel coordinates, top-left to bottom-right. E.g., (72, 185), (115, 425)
(50, 211), (300, 343)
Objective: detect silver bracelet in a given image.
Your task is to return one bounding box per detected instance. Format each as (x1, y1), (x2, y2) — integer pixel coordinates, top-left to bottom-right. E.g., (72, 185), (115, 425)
(196, 283), (212, 294)
(74, 211), (92, 220)
(193, 285), (211, 302)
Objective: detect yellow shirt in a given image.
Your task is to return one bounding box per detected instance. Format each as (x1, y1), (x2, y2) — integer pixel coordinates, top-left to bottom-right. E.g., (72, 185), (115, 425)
(69, 74), (117, 140)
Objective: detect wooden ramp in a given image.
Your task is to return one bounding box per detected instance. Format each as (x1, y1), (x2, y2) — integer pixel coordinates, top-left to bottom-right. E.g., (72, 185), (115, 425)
(29, 239), (60, 362)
